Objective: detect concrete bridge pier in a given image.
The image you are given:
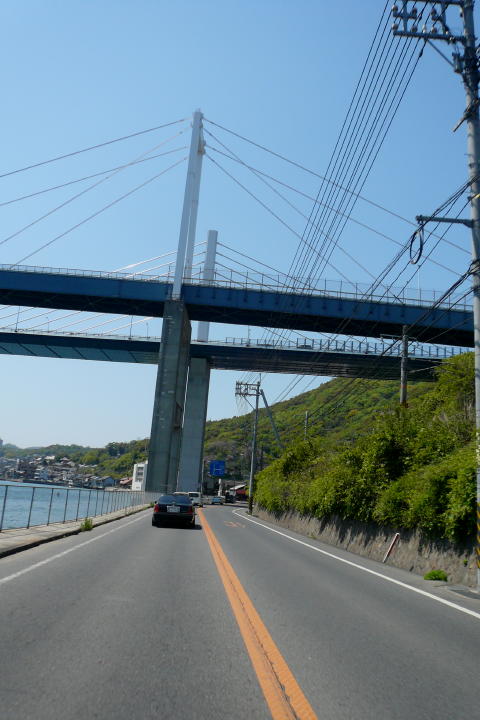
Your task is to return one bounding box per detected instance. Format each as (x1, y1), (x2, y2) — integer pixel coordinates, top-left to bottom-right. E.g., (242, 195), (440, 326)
(146, 300), (191, 494)
(176, 357), (210, 492)
(176, 229), (217, 492)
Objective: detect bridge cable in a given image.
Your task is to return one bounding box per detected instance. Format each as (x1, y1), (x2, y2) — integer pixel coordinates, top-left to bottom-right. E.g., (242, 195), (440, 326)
(0, 146), (188, 209)
(10, 156), (187, 267)
(0, 118), (186, 180)
(0, 128), (187, 249)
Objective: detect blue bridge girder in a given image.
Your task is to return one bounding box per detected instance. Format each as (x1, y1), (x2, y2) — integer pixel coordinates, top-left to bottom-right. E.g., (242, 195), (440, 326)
(0, 266), (473, 347)
(0, 330), (460, 380)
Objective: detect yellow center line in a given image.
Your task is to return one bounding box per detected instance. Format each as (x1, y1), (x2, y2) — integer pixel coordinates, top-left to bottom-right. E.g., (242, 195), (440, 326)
(199, 509), (318, 720)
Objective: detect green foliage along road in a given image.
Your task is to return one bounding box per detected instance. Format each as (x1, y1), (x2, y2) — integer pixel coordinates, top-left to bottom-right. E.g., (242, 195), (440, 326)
(255, 354), (476, 542)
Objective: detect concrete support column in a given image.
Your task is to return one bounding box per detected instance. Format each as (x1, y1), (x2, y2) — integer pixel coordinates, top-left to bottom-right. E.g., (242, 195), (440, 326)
(146, 300), (191, 494)
(177, 229), (217, 492)
(177, 357), (210, 492)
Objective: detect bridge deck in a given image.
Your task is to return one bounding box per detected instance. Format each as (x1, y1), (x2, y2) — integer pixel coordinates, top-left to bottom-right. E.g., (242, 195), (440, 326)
(0, 267), (472, 347)
(0, 330), (450, 380)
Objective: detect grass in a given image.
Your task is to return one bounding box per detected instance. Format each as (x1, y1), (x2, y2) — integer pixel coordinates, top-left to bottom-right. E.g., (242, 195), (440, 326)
(79, 517), (93, 532)
(423, 569), (448, 582)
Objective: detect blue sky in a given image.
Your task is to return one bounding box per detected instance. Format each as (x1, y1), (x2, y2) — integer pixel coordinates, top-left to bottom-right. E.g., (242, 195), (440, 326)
(0, 0), (477, 447)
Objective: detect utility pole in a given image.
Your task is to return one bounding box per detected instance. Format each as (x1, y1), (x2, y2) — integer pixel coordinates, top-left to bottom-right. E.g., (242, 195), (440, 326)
(392, 0), (480, 589)
(400, 326), (408, 407)
(235, 381), (260, 514)
(304, 410), (309, 440)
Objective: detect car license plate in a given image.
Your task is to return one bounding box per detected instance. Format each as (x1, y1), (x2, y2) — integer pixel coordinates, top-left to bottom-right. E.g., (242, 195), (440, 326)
(167, 506), (180, 513)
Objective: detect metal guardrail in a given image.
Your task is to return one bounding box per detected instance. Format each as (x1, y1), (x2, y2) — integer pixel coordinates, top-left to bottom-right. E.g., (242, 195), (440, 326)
(0, 263), (472, 311)
(0, 484), (157, 532)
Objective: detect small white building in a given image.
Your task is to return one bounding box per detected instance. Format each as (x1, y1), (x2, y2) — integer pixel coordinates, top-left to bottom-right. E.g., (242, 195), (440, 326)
(132, 461), (148, 491)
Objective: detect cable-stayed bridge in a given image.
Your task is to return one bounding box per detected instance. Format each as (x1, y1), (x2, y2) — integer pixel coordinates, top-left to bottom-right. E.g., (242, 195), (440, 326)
(0, 111), (474, 496)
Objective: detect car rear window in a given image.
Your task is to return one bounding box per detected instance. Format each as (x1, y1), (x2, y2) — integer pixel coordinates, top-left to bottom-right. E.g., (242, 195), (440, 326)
(157, 494), (191, 505)
(188, 492), (200, 498)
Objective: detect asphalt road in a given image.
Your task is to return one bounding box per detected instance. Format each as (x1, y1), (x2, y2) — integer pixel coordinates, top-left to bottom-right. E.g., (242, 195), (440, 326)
(0, 504), (479, 720)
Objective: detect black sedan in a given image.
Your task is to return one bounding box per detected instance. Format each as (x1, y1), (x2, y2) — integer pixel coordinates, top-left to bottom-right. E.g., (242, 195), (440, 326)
(152, 494), (196, 528)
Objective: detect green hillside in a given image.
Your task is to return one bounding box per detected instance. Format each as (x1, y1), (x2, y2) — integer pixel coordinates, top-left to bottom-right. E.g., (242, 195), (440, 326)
(202, 375), (433, 480)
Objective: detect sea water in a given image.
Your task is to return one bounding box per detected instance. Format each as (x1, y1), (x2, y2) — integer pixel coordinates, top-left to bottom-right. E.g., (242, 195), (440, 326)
(0, 481), (129, 530)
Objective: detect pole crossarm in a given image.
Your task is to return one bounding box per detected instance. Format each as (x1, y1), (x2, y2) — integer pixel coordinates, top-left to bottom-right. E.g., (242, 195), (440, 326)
(235, 381), (260, 398)
(416, 213), (473, 227)
(392, 1), (466, 44)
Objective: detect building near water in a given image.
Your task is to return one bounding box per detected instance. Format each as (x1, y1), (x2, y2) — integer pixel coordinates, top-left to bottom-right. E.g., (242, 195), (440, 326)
(132, 461), (148, 491)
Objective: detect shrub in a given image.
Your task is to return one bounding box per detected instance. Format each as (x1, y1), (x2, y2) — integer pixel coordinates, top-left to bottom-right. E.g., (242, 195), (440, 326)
(423, 569), (448, 582)
(374, 443), (475, 540)
(254, 353), (476, 543)
(80, 517), (93, 532)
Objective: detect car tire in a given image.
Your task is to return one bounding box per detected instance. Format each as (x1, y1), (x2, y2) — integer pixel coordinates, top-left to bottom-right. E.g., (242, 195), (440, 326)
(152, 520), (157, 527)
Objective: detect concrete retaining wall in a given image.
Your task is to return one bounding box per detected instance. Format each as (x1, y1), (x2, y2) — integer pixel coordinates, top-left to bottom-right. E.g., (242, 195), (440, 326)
(254, 506), (476, 587)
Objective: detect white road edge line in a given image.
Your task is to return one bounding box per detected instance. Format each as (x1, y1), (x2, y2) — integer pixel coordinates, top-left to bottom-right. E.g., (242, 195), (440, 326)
(0, 512), (147, 586)
(232, 510), (480, 621)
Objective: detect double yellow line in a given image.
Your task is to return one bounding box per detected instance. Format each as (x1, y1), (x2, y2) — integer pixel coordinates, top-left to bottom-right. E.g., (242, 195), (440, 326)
(199, 509), (318, 720)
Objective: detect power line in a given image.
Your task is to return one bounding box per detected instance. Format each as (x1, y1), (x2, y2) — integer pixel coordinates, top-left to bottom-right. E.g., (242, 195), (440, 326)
(295, 268), (473, 433)
(206, 153), (352, 282)
(207, 144), (469, 261)
(221, 8), (428, 391)
(271, 191), (472, 407)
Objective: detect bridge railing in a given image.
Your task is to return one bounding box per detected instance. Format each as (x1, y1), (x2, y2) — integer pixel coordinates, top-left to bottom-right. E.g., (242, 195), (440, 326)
(0, 263), (472, 311)
(185, 268), (472, 311)
(222, 336), (470, 359)
(0, 483), (157, 532)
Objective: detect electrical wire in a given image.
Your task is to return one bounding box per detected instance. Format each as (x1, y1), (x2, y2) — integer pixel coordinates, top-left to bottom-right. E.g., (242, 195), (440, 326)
(207, 144), (469, 263)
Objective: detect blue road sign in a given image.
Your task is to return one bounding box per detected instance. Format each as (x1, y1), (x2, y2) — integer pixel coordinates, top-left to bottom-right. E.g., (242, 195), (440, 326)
(210, 460), (225, 476)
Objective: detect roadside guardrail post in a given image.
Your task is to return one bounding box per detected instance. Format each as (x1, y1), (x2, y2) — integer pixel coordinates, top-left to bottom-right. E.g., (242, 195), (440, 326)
(26, 487), (35, 529)
(63, 489), (70, 522)
(0, 485), (9, 531)
(46, 487), (54, 526)
(75, 489), (81, 520)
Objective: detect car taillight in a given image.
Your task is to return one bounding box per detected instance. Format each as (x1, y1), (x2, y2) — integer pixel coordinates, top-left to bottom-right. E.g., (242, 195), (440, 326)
(187, 505), (193, 513)
(154, 503), (160, 512)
